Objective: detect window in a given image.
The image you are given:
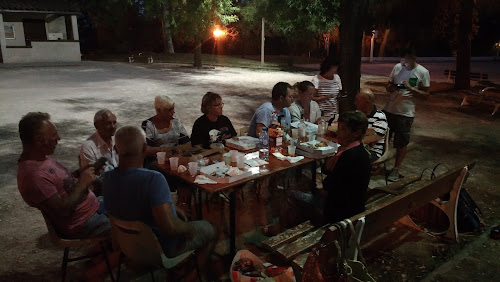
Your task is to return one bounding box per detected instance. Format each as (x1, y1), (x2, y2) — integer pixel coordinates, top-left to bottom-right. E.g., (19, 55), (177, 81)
(23, 19), (47, 41)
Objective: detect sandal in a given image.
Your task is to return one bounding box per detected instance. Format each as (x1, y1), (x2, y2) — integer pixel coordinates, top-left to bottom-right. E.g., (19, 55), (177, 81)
(260, 224), (280, 237)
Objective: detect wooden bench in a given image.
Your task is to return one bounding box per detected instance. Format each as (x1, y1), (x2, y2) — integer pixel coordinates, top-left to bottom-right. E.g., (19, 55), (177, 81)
(460, 82), (500, 116)
(261, 162), (475, 275)
(128, 52), (154, 64)
(444, 69), (488, 82)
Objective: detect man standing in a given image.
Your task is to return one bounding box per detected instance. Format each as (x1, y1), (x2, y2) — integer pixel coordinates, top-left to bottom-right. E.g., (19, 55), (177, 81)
(355, 88), (388, 162)
(248, 82), (294, 137)
(80, 109), (118, 172)
(17, 112), (109, 238)
(103, 126), (216, 277)
(384, 48), (430, 181)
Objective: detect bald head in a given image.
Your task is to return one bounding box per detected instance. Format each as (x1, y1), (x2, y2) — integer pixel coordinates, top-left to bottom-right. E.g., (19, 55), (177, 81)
(115, 125), (146, 157)
(355, 88), (375, 115)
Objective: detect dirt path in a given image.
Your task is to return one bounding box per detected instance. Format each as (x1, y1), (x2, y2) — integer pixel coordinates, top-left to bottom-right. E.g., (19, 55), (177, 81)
(0, 62), (499, 281)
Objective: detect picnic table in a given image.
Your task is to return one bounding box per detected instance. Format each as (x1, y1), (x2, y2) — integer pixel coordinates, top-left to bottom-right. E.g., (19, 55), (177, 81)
(155, 147), (317, 257)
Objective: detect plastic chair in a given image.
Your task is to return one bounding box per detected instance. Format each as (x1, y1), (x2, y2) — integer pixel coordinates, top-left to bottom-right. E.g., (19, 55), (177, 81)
(109, 215), (199, 281)
(41, 212), (114, 282)
(371, 128), (390, 185)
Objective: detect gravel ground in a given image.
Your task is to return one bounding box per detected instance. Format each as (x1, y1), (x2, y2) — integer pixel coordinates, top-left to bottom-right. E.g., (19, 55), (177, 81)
(0, 61), (499, 281)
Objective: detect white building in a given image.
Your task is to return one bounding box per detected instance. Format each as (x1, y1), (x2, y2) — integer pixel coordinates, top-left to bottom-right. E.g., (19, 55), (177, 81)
(0, 0), (81, 63)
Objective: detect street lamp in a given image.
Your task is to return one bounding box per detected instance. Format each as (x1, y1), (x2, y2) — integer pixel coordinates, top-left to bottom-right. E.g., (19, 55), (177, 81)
(213, 28), (226, 38)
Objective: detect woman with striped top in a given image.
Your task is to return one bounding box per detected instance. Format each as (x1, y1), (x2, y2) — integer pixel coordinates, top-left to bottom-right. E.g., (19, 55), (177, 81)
(312, 57), (342, 123)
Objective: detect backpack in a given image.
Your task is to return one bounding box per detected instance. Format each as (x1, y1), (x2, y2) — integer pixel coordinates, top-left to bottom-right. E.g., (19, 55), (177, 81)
(412, 163), (485, 234)
(457, 188), (485, 233)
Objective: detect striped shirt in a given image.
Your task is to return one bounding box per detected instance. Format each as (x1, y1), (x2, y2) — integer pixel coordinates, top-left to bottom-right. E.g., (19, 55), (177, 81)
(367, 107), (388, 158)
(312, 74), (342, 119)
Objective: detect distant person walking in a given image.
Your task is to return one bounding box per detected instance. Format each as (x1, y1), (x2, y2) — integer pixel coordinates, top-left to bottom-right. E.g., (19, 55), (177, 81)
(384, 48), (430, 182)
(312, 56), (342, 123)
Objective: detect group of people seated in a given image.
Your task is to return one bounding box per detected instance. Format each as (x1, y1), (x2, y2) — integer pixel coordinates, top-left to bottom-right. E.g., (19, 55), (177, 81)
(16, 56), (399, 280)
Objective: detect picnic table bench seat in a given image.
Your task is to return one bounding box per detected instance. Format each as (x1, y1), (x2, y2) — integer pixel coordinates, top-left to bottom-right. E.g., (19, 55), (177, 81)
(460, 83), (500, 115)
(261, 162), (475, 275)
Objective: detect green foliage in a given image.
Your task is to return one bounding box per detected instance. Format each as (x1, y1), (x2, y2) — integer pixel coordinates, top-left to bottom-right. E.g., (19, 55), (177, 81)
(241, 0), (340, 39)
(169, 0), (239, 42)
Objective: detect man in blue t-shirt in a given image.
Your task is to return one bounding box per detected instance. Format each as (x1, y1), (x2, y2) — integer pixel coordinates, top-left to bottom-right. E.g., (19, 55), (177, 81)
(248, 82), (294, 137)
(103, 125), (216, 276)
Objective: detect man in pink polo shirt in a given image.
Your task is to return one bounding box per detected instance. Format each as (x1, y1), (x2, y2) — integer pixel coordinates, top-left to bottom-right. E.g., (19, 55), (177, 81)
(17, 112), (110, 238)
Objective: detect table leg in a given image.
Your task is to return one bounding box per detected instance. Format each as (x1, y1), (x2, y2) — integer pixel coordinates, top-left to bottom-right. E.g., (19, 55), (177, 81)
(311, 161), (317, 190)
(197, 188), (203, 219)
(229, 190), (236, 257)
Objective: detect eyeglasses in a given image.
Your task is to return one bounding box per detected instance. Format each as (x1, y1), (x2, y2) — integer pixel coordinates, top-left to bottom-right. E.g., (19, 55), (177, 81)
(212, 103), (224, 107)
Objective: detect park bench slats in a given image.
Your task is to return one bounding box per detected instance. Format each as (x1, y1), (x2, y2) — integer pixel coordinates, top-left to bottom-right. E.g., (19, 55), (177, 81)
(291, 252), (310, 272)
(261, 221), (315, 251)
(275, 228), (326, 261)
(263, 162), (475, 272)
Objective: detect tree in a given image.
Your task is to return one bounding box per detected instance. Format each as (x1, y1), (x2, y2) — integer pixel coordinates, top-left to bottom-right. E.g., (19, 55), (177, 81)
(171, 0), (238, 67)
(241, 0), (340, 66)
(337, 0), (371, 111)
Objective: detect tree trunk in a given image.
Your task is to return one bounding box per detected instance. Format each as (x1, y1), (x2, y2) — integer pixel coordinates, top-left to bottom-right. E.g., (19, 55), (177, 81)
(194, 36), (202, 68)
(162, 2), (175, 54)
(455, 0), (473, 90)
(287, 40), (295, 67)
(378, 28), (390, 57)
(338, 0), (368, 113)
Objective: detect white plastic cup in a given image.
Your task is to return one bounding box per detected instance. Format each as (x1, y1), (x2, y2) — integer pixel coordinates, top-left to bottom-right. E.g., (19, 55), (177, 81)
(288, 145), (296, 157)
(292, 128), (299, 138)
(308, 133), (316, 142)
(188, 162), (198, 177)
(169, 157), (179, 171)
(156, 152), (166, 164)
(230, 150), (238, 162)
(236, 155), (245, 169)
(298, 128), (306, 138)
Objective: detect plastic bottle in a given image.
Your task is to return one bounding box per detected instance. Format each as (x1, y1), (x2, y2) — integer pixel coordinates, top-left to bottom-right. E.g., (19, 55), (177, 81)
(259, 128), (270, 161)
(298, 118), (307, 142)
(317, 117), (327, 137)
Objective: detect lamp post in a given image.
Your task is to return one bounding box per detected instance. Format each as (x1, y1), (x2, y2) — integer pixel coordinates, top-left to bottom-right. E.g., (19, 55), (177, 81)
(213, 28), (226, 56)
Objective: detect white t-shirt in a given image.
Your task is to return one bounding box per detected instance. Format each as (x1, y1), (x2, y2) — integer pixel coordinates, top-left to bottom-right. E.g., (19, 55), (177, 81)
(384, 63), (430, 117)
(312, 74), (342, 118)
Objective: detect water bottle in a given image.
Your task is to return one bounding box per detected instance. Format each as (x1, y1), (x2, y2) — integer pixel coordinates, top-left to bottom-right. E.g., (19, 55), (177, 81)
(317, 117), (326, 137)
(298, 118), (307, 142)
(259, 128), (269, 161)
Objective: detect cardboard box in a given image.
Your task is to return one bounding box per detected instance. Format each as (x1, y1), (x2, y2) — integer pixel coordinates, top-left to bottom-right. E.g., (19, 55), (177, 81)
(200, 162), (252, 183)
(296, 138), (338, 159)
(225, 136), (259, 151)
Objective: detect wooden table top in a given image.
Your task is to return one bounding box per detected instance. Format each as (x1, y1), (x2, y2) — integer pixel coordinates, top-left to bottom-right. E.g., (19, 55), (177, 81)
(156, 150), (315, 194)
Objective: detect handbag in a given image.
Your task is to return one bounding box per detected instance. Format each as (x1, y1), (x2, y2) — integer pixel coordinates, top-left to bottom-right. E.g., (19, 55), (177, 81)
(302, 220), (375, 282)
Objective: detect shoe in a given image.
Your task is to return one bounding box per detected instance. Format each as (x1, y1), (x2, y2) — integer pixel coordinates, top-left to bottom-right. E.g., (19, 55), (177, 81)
(260, 224), (280, 237)
(387, 168), (400, 182)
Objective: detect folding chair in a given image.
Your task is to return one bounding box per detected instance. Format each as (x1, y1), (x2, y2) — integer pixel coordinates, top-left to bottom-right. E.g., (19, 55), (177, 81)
(109, 215), (199, 281)
(371, 128), (391, 185)
(41, 212), (114, 282)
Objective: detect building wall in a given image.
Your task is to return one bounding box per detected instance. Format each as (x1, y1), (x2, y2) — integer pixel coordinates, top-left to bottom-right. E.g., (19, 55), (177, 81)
(3, 21), (25, 46)
(3, 41), (81, 63)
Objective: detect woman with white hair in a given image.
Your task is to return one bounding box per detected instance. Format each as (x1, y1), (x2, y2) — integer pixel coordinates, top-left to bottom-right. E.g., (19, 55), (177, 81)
(141, 95), (190, 160)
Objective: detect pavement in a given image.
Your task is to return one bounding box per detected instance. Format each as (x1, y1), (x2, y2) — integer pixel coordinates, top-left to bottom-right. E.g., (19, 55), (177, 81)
(1, 60), (499, 281)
